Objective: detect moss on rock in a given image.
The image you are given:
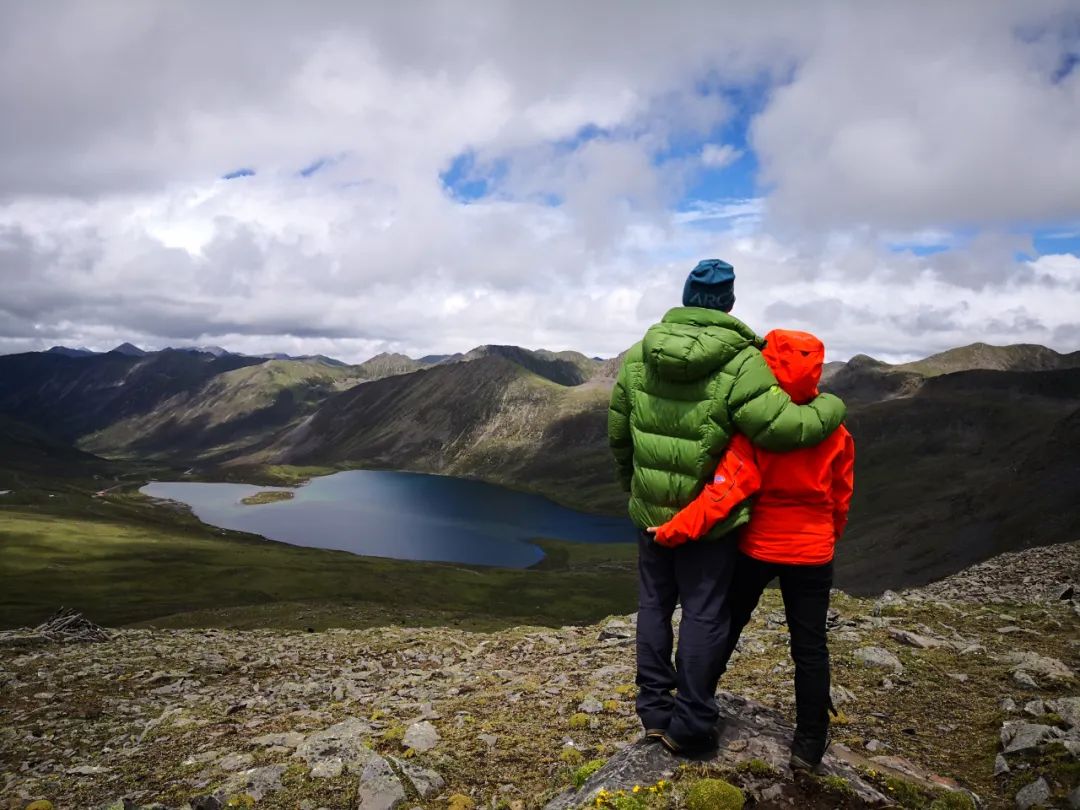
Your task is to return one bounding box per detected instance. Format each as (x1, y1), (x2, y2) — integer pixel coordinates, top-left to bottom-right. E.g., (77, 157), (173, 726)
(684, 778), (745, 810)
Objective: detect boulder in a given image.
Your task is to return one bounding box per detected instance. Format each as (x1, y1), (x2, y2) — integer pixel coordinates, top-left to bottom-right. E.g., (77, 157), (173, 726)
(1000, 722), (1058, 754)
(294, 717), (377, 774)
(543, 691), (893, 808)
(355, 755), (406, 810)
(1014, 777), (1050, 810)
(216, 764), (287, 801)
(888, 629), (945, 649)
(854, 646), (904, 673)
(402, 720), (439, 753)
(1048, 696), (1080, 729)
(1003, 651), (1075, 682)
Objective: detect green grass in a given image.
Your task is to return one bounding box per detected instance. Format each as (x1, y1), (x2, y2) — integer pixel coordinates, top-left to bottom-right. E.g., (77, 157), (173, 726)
(239, 490), (295, 505)
(0, 495), (637, 630)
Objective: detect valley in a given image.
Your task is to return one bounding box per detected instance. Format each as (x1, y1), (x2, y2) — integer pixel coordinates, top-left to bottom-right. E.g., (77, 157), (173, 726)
(2, 338), (1078, 625)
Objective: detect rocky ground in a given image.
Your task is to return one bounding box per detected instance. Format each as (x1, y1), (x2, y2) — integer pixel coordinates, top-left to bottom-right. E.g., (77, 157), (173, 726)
(2, 541), (1079, 810)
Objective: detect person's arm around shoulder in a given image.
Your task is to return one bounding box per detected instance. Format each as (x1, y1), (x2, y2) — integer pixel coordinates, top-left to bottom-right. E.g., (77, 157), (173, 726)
(650, 435), (762, 547)
(729, 349), (846, 451)
(608, 355), (635, 492)
(831, 427), (856, 540)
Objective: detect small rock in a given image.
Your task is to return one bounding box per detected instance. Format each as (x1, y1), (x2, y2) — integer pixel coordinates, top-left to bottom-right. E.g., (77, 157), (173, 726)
(310, 758), (343, 778)
(1055, 583), (1075, 601)
(1000, 721), (1058, 754)
(1014, 777), (1050, 810)
(873, 590), (905, 615)
(598, 620), (633, 642)
(217, 753), (254, 772)
(578, 697), (603, 714)
(251, 731), (305, 749)
(1005, 651), (1075, 682)
(1047, 696), (1080, 728)
(946, 673), (969, 683)
(1067, 784), (1080, 809)
(1022, 699), (1046, 717)
(391, 757), (445, 799)
(294, 717), (373, 772)
(1001, 698), (1017, 712)
(760, 784), (785, 802)
(67, 764), (110, 775)
(1013, 671), (1039, 689)
(888, 628), (944, 648)
(994, 754), (1010, 776)
(854, 646), (904, 673)
(865, 739), (887, 752)
(831, 684), (857, 705)
(217, 764), (287, 801)
(478, 733), (498, 749)
(355, 755), (406, 809)
(402, 720), (439, 753)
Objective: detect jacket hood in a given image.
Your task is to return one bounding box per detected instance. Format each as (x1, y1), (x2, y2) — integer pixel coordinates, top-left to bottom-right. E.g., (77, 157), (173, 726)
(642, 307), (762, 382)
(761, 329), (824, 404)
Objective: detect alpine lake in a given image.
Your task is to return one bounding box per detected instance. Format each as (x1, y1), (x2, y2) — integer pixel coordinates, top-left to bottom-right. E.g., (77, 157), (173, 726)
(141, 469), (635, 567)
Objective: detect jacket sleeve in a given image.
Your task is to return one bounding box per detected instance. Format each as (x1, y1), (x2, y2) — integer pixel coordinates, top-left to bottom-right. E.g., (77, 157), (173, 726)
(654, 435), (761, 547)
(831, 429), (856, 539)
(608, 357), (634, 492)
(728, 349), (847, 451)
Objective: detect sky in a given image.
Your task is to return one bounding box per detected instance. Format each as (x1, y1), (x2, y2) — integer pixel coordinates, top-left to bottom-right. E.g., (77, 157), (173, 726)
(1, 1), (1079, 363)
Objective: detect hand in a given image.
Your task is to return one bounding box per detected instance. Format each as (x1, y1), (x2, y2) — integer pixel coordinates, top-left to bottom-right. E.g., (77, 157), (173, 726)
(646, 527), (658, 534)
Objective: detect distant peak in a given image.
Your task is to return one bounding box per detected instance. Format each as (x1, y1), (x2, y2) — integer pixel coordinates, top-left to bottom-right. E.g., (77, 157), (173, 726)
(110, 342), (146, 357)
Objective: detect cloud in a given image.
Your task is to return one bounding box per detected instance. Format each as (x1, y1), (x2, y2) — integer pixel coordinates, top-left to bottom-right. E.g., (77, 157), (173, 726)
(0, 1), (1078, 363)
(753, 2), (1080, 230)
(701, 144), (742, 169)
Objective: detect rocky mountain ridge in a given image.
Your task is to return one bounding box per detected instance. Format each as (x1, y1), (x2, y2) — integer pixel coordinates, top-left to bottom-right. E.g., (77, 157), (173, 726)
(1, 339), (1078, 594)
(2, 540), (1077, 810)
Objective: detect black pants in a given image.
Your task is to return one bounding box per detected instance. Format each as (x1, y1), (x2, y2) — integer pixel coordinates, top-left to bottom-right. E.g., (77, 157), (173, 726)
(720, 553), (834, 734)
(635, 531), (738, 742)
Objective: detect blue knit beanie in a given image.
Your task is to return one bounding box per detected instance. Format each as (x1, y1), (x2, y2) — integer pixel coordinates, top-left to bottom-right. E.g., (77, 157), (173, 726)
(683, 259), (735, 311)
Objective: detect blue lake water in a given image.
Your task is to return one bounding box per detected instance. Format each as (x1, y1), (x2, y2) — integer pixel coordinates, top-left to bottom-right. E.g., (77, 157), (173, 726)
(140, 470), (635, 567)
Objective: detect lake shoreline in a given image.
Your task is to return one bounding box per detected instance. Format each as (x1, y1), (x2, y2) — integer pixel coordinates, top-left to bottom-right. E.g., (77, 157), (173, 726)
(139, 469), (634, 569)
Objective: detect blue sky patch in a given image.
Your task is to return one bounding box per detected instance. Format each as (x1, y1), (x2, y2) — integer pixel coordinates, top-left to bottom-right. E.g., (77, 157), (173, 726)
(441, 151), (499, 202)
(222, 167), (255, 180)
(1033, 227), (1080, 256)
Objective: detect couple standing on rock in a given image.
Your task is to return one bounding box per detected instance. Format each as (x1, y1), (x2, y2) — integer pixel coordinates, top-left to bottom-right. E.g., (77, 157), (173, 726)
(608, 259), (854, 772)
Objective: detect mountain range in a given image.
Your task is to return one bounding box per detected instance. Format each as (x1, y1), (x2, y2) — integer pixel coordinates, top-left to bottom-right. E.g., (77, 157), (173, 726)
(1, 339), (1078, 593)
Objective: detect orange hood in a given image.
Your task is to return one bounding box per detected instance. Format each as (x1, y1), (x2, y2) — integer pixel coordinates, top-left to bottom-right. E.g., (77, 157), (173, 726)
(761, 329), (825, 404)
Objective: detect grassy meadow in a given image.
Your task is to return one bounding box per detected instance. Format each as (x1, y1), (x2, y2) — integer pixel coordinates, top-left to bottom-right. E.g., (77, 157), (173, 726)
(0, 475), (637, 630)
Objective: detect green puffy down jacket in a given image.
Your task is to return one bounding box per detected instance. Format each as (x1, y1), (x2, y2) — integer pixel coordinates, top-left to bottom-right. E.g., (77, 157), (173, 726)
(608, 307), (847, 539)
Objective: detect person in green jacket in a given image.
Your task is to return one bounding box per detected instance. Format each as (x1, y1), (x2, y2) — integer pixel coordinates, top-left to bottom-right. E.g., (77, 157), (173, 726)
(608, 259), (847, 756)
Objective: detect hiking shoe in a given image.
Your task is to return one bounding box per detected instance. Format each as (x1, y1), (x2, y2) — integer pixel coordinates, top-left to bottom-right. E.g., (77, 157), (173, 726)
(789, 752), (824, 774)
(641, 728), (667, 744)
(659, 729), (719, 759)
(790, 726), (830, 773)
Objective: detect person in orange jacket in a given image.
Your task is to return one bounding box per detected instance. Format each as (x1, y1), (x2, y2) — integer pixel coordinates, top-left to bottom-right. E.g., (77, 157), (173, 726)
(649, 328), (854, 772)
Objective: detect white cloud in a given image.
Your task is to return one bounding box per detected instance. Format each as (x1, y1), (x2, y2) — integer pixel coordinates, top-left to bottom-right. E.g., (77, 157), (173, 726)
(0, 1), (1078, 363)
(700, 144), (742, 169)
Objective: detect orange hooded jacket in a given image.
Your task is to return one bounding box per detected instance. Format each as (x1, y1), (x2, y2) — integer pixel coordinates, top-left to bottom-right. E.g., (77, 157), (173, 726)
(653, 329), (854, 566)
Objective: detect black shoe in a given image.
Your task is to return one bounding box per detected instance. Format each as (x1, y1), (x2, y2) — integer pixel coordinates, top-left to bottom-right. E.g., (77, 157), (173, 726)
(790, 726), (830, 773)
(660, 729), (719, 759)
(641, 727), (667, 744)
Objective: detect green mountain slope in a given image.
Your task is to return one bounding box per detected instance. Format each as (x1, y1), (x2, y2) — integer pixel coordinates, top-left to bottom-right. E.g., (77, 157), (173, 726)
(0, 349), (264, 441)
(79, 360), (365, 461)
(440, 344), (601, 386)
(248, 354), (620, 512)
(898, 341), (1080, 377)
(838, 367), (1080, 592)
(823, 342), (1080, 405)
